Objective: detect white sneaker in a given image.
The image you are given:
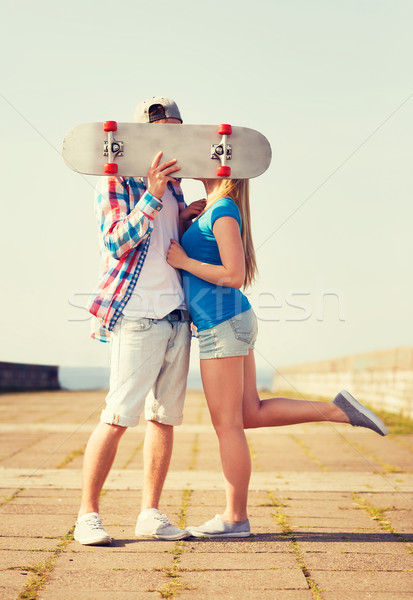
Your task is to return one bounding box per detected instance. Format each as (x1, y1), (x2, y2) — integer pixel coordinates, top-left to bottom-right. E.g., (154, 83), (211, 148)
(186, 514), (251, 538)
(135, 509), (190, 540)
(74, 512), (112, 545)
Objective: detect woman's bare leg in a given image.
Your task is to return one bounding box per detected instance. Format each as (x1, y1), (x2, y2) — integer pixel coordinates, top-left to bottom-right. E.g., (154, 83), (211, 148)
(200, 356), (250, 522)
(242, 350), (350, 429)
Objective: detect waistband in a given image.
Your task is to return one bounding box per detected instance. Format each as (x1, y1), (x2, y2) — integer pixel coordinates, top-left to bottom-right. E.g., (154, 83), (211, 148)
(161, 308), (191, 322)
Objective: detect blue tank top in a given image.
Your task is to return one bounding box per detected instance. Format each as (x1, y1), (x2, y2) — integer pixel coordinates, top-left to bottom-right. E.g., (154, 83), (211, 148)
(180, 197), (251, 331)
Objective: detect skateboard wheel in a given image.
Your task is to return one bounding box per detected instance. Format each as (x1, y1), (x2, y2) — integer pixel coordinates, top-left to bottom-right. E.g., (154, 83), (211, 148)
(104, 162), (118, 174)
(103, 120), (117, 132)
(217, 166), (231, 177)
(218, 124), (232, 135)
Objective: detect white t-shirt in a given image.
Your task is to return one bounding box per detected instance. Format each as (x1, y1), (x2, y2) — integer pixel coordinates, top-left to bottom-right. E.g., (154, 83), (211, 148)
(122, 183), (186, 319)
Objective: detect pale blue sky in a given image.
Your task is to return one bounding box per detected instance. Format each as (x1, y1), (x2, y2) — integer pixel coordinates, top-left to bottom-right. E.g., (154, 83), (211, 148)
(1, 0), (412, 373)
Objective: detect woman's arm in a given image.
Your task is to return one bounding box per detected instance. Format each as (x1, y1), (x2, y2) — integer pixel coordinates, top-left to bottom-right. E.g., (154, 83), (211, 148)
(167, 216), (245, 288)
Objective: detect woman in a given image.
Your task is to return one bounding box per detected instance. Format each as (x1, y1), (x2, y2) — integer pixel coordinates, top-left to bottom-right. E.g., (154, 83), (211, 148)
(167, 178), (388, 538)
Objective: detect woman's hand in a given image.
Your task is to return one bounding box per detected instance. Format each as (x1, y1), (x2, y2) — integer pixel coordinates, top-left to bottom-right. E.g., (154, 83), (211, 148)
(147, 151), (181, 199)
(180, 199), (207, 223)
(167, 239), (189, 269)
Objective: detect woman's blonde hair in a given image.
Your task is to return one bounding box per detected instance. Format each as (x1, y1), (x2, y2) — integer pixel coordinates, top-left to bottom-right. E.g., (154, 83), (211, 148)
(207, 179), (257, 288)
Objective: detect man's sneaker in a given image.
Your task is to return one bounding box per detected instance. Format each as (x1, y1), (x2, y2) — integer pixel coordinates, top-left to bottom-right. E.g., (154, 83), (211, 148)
(334, 390), (389, 436)
(135, 509), (190, 540)
(186, 514), (250, 538)
(74, 512), (112, 545)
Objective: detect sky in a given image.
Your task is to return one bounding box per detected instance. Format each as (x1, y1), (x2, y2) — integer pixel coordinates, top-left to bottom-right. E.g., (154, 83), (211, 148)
(1, 0), (412, 375)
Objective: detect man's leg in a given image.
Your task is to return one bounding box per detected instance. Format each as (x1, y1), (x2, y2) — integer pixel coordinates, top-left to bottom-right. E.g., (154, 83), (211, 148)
(79, 421), (127, 516)
(141, 420), (173, 511)
(140, 319), (191, 512)
(135, 320), (191, 540)
(74, 422), (126, 545)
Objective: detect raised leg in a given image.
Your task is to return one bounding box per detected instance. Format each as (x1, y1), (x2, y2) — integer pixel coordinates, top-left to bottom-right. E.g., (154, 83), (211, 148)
(242, 350), (350, 429)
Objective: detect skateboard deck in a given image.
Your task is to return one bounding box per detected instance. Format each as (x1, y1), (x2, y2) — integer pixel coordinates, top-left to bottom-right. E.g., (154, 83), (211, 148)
(62, 122), (271, 179)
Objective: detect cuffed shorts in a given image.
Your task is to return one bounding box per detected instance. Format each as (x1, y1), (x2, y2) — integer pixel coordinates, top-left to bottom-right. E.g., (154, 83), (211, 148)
(101, 315), (191, 428)
(197, 308), (258, 359)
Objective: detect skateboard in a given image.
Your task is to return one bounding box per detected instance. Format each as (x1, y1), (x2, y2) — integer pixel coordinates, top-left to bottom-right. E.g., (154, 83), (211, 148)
(62, 121), (271, 179)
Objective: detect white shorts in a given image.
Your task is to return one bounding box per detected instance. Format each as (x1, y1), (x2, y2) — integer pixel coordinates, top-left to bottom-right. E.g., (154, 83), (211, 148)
(101, 315), (191, 427)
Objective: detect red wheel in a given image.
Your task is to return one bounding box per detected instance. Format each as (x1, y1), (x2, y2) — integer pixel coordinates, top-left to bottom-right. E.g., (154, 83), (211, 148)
(218, 124), (232, 135)
(217, 165), (231, 177)
(104, 120), (117, 132)
(104, 163), (118, 174)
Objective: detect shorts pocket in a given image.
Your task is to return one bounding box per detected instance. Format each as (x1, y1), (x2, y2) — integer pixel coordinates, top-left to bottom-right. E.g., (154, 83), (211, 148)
(229, 310), (257, 344)
(122, 317), (153, 333)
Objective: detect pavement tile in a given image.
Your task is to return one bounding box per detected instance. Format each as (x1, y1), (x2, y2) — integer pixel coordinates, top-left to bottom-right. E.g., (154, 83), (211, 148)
(0, 549), (54, 569)
(179, 568), (308, 591)
(0, 502), (78, 515)
(303, 551), (413, 571)
(68, 538), (176, 553)
(0, 536), (60, 551)
(184, 537), (290, 553)
(18, 488), (81, 500)
(178, 591), (313, 600)
(0, 513), (74, 537)
(53, 550), (172, 570)
(312, 570), (413, 592)
(39, 593), (161, 600)
(299, 540), (411, 555)
(323, 594), (413, 600)
(0, 571), (33, 599)
(179, 551), (298, 570)
(351, 436), (413, 471)
(43, 568), (167, 591)
(358, 491), (413, 510)
(384, 511), (413, 534)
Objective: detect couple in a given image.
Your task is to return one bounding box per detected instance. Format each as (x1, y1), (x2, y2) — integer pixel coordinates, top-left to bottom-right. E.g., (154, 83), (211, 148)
(74, 97), (388, 546)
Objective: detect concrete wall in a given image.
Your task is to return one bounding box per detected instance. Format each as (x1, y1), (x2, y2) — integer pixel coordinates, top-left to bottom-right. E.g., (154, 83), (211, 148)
(272, 347), (413, 418)
(0, 362), (60, 392)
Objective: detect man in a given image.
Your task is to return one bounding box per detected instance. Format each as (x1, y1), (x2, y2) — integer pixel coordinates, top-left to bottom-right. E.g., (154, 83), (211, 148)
(74, 97), (205, 545)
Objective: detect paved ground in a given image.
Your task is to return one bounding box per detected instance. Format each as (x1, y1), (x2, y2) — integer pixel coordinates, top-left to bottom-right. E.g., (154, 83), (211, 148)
(0, 389), (412, 599)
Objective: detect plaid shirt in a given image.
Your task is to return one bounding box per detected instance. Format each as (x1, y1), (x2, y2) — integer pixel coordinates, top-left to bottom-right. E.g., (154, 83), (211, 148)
(87, 176), (185, 342)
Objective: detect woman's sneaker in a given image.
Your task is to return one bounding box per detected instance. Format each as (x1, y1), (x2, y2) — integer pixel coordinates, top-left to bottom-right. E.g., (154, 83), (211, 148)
(74, 512), (112, 545)
(186, 514), (250, 538)
(135, 509), (190, 540)
(334, 390), (389, 436)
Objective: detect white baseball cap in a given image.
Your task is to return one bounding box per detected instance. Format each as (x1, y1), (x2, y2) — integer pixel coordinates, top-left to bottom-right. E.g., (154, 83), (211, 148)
(134, 97), (183, 123)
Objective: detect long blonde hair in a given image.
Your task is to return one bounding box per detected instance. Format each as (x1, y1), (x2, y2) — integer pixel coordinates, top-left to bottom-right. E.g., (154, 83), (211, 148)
(207, 179), (257, 288)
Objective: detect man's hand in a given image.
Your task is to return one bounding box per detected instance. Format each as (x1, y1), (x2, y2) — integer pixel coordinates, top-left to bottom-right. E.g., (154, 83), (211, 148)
(167, 239), (189, 269)
(180, 199), (207, 223)
(147, 151), (181, 200)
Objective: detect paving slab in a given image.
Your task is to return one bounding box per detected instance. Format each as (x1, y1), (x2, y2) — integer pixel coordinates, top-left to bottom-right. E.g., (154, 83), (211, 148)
(39, 593), (161, 600)
(179, 568), (308, 591)
(312, 570), (413, 593)
(179, 550), (297, 570)
(303, 551), (413, 571)
(42, 569), (168, 591)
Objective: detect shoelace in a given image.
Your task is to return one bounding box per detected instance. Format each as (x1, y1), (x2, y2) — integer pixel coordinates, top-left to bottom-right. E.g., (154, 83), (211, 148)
(204, 515), (222, 527)
(85, 516), (104, 530)
(153, 513), (173, 526)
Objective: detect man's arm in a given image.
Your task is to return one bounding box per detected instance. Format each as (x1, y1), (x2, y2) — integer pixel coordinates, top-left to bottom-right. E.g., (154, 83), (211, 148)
(97, 152), (181, 260)
(96, 176), (160, 261)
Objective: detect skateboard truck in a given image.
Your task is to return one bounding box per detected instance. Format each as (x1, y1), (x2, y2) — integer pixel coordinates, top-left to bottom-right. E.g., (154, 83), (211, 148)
(211, 124), (232, 177)
(103, 121), (123, 174)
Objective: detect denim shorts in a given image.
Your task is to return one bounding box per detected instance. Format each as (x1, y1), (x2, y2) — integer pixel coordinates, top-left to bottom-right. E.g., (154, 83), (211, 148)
(101, 315), (191, 427)
(197, 308), (258, 359)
